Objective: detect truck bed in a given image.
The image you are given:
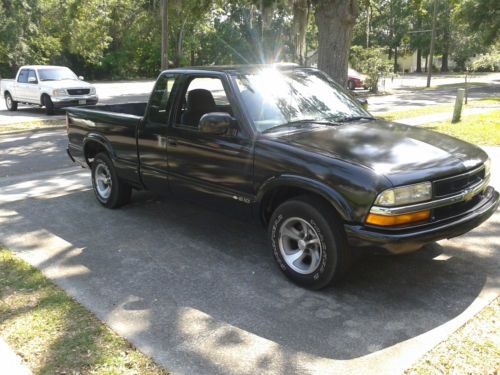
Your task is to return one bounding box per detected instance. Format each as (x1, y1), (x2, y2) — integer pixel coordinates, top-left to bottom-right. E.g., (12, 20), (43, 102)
(66, 102), (148, 186)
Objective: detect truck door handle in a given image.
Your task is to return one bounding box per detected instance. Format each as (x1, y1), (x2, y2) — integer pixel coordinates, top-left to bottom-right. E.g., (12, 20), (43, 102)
(166, 137), (177, 146)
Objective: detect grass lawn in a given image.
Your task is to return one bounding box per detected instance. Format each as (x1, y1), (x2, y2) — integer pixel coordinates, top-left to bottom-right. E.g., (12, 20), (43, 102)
(407, 298), (500, 374)
(422, 110), (500, 146)
(0, 120), (65, 134)
(0, 248), (169, 375)
(378, 98), (500, 122)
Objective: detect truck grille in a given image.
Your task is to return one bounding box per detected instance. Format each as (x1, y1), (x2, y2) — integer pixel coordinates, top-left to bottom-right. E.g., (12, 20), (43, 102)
(67, 89), (90, 95)
(433, 194), (481, 220)
(433, 166), (485, 198)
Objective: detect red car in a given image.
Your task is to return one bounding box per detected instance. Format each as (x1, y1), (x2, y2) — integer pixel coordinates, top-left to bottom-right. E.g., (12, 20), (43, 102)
(347, 68), (368, 90)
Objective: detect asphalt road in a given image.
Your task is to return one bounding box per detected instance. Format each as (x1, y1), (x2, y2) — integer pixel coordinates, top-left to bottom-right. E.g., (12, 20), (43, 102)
(368, 83), (500, 114)
(0, 128), (499, 374)
(0, 80), (154, 124)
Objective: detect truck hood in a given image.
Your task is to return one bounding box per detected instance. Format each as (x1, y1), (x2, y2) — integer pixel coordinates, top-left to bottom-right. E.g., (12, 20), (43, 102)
(40, 80), (93, 90)
(280, 120), (488, 186)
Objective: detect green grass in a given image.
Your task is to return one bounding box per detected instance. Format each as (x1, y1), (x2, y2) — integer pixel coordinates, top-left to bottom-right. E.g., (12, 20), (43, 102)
(407, 297), (500, 374)
(0, 120), (64, 134)
(0, 248), (169, 375)
(378, 97), (500, 121)
(422, 110), (500, 146)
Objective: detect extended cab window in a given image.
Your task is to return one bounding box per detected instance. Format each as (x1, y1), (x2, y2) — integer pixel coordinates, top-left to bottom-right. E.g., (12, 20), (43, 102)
(17, 69), (28, 83)
(149, 74), (176, 123)
(28, 70), (37, 83)
(177, 77), (231, 128)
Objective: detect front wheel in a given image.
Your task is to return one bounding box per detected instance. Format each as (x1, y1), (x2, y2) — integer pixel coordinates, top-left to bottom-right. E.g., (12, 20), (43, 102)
(91, 152), (132, 208)
(347, 80), (356, 91)
(269, 195), (351, 290)
(42, 94), (55, 115)
(5, 93), (18, 111)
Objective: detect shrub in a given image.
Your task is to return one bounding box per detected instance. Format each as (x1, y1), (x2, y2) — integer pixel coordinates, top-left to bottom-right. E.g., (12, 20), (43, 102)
(471, 52), (500, 72)
(350, 46), (393, 93)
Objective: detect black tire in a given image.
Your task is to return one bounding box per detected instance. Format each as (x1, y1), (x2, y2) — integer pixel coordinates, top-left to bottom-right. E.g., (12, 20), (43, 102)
(268, 195), (351, 290)
(42, 94), (55, 115)
(5, 92), (18, 111)
(91, 152), (132, 208)
(347, 80), (356, 91)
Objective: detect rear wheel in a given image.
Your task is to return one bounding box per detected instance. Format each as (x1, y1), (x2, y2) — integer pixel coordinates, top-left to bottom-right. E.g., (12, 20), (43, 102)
(91, 152), (132, 208)
(269, 195), (351, 289)
(42, 94), (55, 115)
(5, 92), (17, 111)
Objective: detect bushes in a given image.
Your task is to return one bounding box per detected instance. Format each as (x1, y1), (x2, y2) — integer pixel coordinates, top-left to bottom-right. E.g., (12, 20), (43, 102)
(471, 52), (500, 72)
(350, 46), (393, 93)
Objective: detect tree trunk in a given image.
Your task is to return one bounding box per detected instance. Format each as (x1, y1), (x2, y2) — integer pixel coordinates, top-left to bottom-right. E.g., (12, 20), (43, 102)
(314, 0), (359, 86)
(174, 19), (186, 67)
(394, 46), (398, 72)
(441, 53), (449, 72)
(416, 49), (422, 73)
(161, 0), (169, 70)
(424, 54), (428, 73)
(366, 2), (371, 48)
(441, 1), (450, 72)
(292, 0), (309, 65)
(260, 0), (275, 55)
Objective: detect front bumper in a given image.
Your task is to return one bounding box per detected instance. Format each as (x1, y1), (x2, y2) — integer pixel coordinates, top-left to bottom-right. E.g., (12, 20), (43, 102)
(52, 95), (98, 108)
(345, 186), (499, 254)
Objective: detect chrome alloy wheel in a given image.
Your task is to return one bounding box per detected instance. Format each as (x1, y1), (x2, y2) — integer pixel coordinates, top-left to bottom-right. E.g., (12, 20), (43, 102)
(278, 217), (323, 275)
(94, 163), (112, 200)
(5, 95), (12, 109)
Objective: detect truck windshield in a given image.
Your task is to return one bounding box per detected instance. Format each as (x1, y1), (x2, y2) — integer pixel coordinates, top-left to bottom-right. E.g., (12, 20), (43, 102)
(234, 68), (371, 133)
(38, 68), (78, 81)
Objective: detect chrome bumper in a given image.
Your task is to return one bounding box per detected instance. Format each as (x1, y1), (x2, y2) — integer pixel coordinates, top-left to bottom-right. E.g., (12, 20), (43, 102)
(370, 175), (490, 216)
(52, 95), (98, 104)
(346, 186), (499, 254)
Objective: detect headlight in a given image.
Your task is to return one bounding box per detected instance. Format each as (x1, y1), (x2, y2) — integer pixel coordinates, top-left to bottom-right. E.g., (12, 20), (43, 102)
(89, 87), (96, 95)
(374, 181), (432, 207)
(484, 158), (491, 177)
(53, 89), (66, 96)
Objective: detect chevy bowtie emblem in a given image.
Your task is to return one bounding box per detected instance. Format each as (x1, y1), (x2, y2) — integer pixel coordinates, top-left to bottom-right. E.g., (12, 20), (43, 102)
(464, 188), (475, 202)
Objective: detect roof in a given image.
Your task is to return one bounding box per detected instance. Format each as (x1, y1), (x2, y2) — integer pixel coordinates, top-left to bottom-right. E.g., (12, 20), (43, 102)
(166, 63), (307, 74)
(19, 65), (68, 70)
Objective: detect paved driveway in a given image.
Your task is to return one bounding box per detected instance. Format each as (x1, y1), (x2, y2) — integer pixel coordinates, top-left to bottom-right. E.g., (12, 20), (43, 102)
(0, 130), (499, 374)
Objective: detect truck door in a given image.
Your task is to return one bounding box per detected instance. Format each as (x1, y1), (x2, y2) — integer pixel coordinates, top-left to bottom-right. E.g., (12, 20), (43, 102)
(137, 73), (178, 193)
(166, 73), (254, 217)
(26, 70), (39, 103)
(15, 69), (29, 101)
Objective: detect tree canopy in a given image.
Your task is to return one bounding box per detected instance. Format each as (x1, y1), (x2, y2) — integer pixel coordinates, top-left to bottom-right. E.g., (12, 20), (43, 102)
(0, 0), (497, 80)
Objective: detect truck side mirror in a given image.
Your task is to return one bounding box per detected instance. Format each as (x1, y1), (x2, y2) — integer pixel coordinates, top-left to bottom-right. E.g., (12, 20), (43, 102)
(78, 76), (84, 80)
(28, 76), (37, 84)
(199, 112), (234, 135)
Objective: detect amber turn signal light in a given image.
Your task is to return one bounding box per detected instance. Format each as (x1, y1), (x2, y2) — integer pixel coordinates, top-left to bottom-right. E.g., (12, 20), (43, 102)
(366, 210), (431, 226)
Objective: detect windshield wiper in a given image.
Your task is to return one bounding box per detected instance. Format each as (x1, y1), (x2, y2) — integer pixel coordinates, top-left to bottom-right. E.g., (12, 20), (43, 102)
(263, 119), (338, 133)
(338, 116), (374, 122)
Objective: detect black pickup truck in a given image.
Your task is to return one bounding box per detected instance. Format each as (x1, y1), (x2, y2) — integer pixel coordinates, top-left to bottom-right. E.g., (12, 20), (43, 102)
(66, 65), (499, 289)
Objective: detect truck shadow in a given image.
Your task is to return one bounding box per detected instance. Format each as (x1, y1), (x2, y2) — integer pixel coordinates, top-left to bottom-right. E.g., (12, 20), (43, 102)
(2, 188), (496, 370)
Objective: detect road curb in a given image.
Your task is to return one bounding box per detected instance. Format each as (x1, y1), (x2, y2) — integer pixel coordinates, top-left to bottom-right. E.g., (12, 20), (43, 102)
(0, 125), (65, 136)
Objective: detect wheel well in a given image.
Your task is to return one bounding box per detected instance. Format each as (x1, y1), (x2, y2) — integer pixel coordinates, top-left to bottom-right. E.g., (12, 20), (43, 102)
(4, 90), (10, 97)
(84, 141), (108, 166)
(260, 186), (337, 225)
